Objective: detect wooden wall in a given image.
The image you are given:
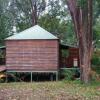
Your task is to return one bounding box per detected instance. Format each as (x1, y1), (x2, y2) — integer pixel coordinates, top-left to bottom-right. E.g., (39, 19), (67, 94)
(6, 40), (59, 71)
(68, 47), (79, 67)
(61, 47), (79, 67)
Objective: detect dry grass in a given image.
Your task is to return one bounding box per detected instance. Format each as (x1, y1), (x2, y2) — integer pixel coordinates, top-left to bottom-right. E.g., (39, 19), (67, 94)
(0, 81), (100, 100)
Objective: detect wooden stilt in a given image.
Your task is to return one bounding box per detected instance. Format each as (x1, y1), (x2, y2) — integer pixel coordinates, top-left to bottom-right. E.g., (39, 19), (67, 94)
(31, 72), (32, 82)
(50, 73), (53, 81)
(15, 72), (17, 82)
(56, 72), (58, 81)
(37, 73), (38, 81)
(5, 71), (8, 83)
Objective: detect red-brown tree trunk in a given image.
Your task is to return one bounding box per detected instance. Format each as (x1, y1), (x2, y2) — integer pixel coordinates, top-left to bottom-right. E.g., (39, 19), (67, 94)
(29, 0), (38, 26)
(79, 38), (92, 83)
(67, 0), (93, 83)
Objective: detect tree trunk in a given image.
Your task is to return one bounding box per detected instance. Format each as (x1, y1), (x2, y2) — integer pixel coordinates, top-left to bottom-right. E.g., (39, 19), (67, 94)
(79, 41), (92, 83)
(67, 0), (93, 83)
(29, 0), (37, 26)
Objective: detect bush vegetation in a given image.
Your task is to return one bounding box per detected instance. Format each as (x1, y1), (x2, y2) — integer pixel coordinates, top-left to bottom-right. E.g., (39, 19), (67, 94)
(91, 50), (100, 74)
(60, 68), (80, 80)
(91, 49), (100, 81)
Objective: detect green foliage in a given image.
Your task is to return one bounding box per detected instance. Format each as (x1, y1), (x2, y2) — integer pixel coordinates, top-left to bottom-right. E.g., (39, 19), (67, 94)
(8, 0), (46, 32)
(38, 14), (77, 45)
(62, 50), (69, 57)
(0, 0), (99, 47)
(93, 18), (100, 48)
(91, 70), (100, 81)
(92, 55), (100, 66)
(0, 0), (13, 46)
(0, 0), (77, 46)
(38, 0), (77, 45)
(91, 50), (100, 74)
(8, 0), (33, 32)
(77, 0), (87, 9)
(93, 0), (100, 48)
(93, 0), (100, 22)
(60, 68), (80, 80)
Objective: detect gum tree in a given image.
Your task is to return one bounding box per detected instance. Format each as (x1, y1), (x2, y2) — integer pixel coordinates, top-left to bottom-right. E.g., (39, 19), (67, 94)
(66, 0), (93, 83)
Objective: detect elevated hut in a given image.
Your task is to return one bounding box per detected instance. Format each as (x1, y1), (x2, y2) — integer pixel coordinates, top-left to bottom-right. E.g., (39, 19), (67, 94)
(5, 25), (59, 81)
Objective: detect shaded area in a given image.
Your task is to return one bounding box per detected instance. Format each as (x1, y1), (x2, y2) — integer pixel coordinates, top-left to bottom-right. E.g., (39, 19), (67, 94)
(5, 72), (57, 82)
(0, 46), (6, 65)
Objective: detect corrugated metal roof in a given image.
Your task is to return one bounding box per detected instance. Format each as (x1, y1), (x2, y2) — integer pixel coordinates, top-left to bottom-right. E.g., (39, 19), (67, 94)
(6, 25), (58, 40)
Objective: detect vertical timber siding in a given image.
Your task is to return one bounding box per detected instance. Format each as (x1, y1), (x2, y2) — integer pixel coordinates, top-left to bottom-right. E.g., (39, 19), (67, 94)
(6, 40), (59, 71)
(61, 47), (79, 67)
(68, 48), (79, 67)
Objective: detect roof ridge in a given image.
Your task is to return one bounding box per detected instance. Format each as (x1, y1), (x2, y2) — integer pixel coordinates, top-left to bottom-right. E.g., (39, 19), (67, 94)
(6, 25), (58, 40)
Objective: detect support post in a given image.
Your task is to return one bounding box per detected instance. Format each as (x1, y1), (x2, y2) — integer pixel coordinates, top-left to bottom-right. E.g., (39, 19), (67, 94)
(50, 73), (53, 81)
(31, 72), (32, 82)
(56, 72), (58, 81)
(15, 72), (17, 82)
(5, 71), (8, 83)
(37, 73), (38, 81)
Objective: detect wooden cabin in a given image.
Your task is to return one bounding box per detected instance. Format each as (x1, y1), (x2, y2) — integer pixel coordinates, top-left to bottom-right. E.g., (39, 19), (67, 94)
(0, 25), (80, 81)
(60, 44), (79, 68)
(5, 25), (59, 81)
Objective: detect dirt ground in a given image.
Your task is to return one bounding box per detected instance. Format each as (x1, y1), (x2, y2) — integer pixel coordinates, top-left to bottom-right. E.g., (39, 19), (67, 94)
(0, 81), (100, 100)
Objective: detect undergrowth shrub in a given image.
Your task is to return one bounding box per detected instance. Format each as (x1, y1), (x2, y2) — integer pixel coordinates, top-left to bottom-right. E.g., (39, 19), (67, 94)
(90, 70), (100, 81)
(91, 50), (100, 74)
(60, 68), (80, 81)
(91, 50), (100, 81)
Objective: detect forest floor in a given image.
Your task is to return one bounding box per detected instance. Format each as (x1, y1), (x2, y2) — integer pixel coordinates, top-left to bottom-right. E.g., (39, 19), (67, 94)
(0, 81), (100, 100)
